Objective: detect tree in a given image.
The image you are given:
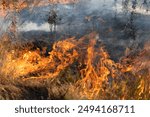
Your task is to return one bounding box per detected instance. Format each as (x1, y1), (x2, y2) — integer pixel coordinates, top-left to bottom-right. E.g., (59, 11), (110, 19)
(1, 0), (41, 40)
(48, 10), (58, 32)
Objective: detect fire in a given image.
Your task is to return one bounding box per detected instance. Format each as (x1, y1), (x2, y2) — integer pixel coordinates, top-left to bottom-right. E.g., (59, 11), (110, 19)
(132, 41), (150, 74)
(0, 0), (78, 18)
(0, 37), (79, 79)
(1, 32), (149, 99)
(73, 33), (123, 99)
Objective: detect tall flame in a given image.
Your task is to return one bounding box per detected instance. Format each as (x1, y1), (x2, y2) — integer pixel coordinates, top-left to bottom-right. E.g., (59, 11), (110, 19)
(0, 32), (149, 99)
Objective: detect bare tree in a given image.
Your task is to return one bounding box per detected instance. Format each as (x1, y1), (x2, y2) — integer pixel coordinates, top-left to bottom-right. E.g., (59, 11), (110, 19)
(48, 9), (58, 32)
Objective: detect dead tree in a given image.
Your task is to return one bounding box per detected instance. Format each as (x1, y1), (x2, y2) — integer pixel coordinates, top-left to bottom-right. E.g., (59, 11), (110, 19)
(48, 10), (58, 32)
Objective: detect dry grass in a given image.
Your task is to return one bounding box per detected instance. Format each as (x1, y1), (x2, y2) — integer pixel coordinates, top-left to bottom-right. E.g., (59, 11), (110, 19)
(0, 33), (150, 100)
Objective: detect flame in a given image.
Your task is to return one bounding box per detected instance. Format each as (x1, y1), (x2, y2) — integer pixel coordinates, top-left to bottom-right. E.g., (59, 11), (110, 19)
(132, 41), (150, 74)
(0, 0), (78, 18)
(0, 32), (126, 99)
(1, 32), (150, 99)
(73, 33), (123, 99)
(0, 37), (79, 79)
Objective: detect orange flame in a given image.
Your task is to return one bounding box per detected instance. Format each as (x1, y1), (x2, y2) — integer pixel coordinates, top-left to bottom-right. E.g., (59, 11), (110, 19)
(0, 32), (138, 99)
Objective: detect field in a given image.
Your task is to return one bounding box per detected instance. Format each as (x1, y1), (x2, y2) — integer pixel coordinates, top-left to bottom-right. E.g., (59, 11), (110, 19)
(0, 0), (150, 100)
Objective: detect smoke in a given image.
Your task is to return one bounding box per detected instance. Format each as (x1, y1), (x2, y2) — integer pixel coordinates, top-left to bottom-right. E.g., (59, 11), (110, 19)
(0, 0), (150, 100)
(0, 0), (150, 60)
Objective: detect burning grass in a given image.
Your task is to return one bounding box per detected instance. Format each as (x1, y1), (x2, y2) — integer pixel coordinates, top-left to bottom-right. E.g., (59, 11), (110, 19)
(0, 32), (150, 100)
